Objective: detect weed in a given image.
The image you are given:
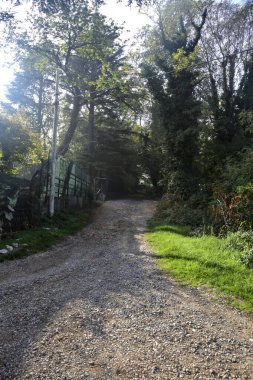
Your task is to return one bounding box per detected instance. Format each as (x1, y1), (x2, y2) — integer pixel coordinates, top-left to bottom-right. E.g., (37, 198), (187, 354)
(0, 208), (92, 262)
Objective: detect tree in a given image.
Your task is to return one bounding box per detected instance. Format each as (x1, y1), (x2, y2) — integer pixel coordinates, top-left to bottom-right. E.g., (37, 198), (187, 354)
(140, 101), (166, 191)
(0, 110), (45, 174)
(4, 53), (54, 150)
(10, 0), (142, 161)
(199, 0), (253, 149)
(4, 0), (145, 193)
(141, 0), (207, 197)
(93, 128), (141, 193)
(68, 79), (146, 191)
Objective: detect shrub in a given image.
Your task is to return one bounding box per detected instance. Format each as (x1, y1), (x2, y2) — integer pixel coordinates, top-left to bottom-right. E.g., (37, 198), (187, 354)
(155, 193), (205, 226)
(226, 230), (253, 251)
(155, 193), (182, 218)
(240, 249), (253, 268)
(211, 148), (253, 229)
(210, 191), (244, 231)
(226, 229), (253, 269)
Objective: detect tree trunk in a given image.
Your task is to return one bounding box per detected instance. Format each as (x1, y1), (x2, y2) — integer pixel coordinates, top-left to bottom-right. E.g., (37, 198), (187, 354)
(88, 100), (95, 156)
(209, 72), (220, 123)
(37, 77), (43, 135)
(58, 90), (82, 156)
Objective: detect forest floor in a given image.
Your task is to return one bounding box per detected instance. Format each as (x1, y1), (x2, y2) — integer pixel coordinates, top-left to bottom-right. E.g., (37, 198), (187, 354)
(0, 199), (252, 380)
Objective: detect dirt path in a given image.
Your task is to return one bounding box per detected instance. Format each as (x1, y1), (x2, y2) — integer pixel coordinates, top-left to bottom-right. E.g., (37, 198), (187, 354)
(0, 200), (252, 380)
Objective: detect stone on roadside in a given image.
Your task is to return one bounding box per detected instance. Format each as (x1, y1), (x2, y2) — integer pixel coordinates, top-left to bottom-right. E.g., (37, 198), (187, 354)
(6, 245), (14, 252)
(0, 249), (8, 255)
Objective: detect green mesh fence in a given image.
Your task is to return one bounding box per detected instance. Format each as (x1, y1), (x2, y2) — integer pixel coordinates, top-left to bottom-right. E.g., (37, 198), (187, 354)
(30, 157), (94, 221)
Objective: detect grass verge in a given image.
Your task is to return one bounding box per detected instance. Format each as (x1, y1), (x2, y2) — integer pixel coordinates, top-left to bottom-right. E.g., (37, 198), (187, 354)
(146, 220), (253, 313)
(0, 208), (93, 263)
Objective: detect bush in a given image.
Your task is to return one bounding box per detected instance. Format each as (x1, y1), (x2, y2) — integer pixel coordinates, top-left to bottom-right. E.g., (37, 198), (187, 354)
(226, 229), (253, 268)
(189, 225), (214, 237)
(155, 193), (182, 217)
(162, 206), (204, 226)
(240, 249), (253, 268)
(155, 193), (205, 226)
(226, 230), (253, 251)
(210, 191), (244, 231)
(211, 148), (253, 229)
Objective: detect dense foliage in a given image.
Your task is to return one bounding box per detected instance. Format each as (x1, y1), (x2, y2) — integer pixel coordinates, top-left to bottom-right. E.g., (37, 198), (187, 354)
(0, 111), (45, 175)
(2, 0), (253, 236)
(2, 0), (144, 191)
(140, 0), (253, 234)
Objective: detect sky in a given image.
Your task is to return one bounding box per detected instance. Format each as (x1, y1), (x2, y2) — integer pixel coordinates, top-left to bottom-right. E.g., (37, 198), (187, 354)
(0, 0), (151, 101)
(101, 0), (150, 38)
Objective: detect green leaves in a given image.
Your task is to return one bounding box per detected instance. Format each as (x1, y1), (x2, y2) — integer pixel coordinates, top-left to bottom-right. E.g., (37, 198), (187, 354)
(0, 111), (46, 174)
(141, 1), (206, 197)
(171, 47), (199, 74)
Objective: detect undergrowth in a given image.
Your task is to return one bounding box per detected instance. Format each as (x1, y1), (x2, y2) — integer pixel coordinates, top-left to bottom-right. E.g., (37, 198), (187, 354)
(0, 208), (92, 262)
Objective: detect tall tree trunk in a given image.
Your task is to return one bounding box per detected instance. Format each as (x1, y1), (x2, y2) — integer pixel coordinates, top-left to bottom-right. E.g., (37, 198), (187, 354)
(37, 77), (48, 152)
(88, 100), (95, 156)
(220, 57), (237, 142)
(37, 77), (43, 135)
(209, 72), (220, 123)
(58, 89), (82, 156)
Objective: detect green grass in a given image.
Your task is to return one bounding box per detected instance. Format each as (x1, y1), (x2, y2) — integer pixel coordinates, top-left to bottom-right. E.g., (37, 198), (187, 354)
(0, 208), (92, 262)
(146, 221), (253, 313)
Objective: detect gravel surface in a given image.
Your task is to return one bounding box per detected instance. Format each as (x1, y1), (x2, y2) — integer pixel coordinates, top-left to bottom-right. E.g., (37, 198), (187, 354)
(0, 199), (252, 380)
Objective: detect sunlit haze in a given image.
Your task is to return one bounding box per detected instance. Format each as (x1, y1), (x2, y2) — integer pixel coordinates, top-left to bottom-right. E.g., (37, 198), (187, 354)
(0, 0), (150, 102)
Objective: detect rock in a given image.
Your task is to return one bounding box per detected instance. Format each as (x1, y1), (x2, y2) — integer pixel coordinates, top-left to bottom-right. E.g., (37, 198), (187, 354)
(12, 243), (19, 248)
(0, 249), (8, 254)
(152, 366), (160, 373)
(6, 245), (14, 252)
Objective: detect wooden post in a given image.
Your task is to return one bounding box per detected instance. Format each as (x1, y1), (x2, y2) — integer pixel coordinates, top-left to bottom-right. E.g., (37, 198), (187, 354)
(49, 68), (60, 217)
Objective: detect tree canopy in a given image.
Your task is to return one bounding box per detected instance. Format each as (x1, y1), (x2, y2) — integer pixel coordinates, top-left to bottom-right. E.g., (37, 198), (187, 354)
(2, 0), (253, 230)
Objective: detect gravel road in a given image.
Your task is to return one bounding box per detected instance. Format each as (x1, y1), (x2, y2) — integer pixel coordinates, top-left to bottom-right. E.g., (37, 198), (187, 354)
(0, 199), (252, 380)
